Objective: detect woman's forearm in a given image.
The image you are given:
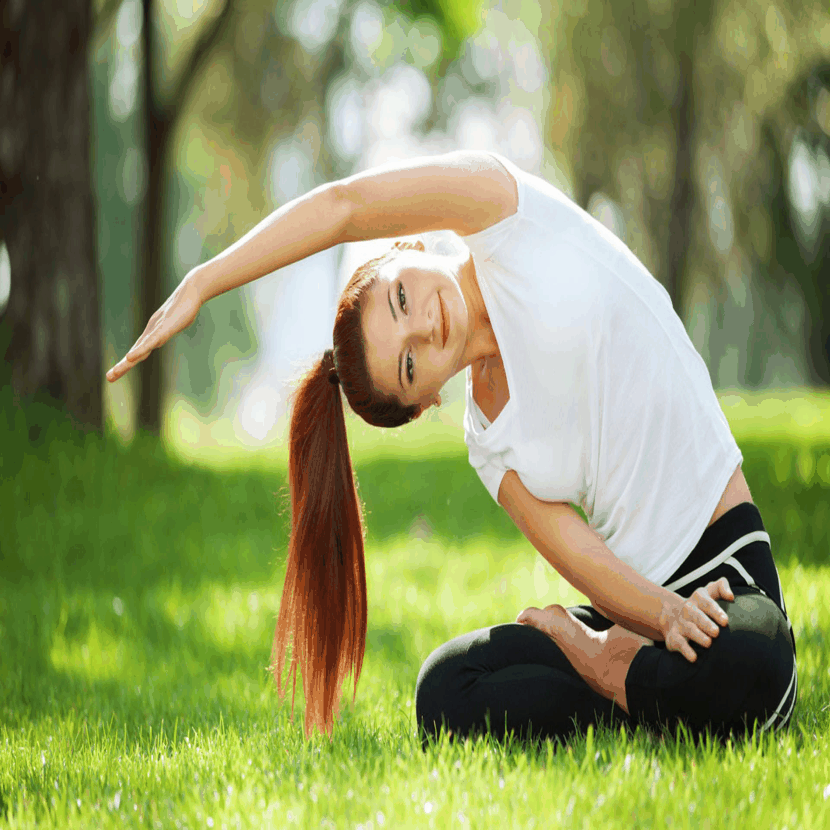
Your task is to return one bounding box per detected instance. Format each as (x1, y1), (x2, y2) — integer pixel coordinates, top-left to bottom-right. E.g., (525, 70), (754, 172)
(499, 474), (682, 642)
(590, 583), (672, 642)
(562, 547), (680, 642)
(191, 181), (351, 303)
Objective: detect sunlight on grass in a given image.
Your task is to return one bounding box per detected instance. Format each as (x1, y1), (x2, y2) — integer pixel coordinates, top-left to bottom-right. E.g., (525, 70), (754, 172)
(161, 581), (277, 652)
(49, 618), (128, 684)
(720, 387), (830, 442)
(369, 536), (588, 634)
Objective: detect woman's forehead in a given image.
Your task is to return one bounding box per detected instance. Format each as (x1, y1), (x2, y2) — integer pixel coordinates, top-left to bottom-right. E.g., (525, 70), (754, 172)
(377, 249), (427, 281)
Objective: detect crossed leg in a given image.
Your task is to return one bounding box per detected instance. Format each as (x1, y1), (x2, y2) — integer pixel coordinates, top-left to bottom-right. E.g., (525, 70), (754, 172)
(515, 606), (649, 715)
(416, 586), (797, 743)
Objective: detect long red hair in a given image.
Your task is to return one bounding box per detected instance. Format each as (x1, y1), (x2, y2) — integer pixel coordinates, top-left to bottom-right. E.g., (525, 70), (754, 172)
(272, 241), (422, 736)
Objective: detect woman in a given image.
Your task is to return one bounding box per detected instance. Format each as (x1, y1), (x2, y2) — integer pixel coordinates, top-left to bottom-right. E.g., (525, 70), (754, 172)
(108, 151), (797, 741)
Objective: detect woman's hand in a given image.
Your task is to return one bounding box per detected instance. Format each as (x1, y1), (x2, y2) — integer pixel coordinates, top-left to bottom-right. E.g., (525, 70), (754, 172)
(106, 275), (203, 382)
(660, 577), (735, 663)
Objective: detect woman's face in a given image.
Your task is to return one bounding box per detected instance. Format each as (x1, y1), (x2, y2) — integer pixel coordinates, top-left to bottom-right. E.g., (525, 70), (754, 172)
(361, 252), (469, 415)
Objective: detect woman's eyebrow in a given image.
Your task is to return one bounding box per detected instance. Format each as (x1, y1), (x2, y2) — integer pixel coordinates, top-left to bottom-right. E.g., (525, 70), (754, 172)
(388, 284), (404, 389)
(387, 284), (398, 323)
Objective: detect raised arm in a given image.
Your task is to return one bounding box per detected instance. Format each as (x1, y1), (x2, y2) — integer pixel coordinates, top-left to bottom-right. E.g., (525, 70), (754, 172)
(196, 150), (515, 301)
(498, 470), (731, 662)
(107, 151), (516, 381)
(336, 150), (517, 240)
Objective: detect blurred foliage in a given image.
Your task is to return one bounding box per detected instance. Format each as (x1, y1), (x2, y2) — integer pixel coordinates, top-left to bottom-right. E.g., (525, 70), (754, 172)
(539, 0), (830, 384)
(91, 0), (830, 437)
(391, 0), (484, 65)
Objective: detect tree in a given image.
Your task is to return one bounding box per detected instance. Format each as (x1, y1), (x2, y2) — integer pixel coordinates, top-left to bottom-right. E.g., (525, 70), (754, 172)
(99, 0), (354, 433)
(92, 0), (473, 434)
(0, 0), (101, 429)
(749, 65), (830, 386)
(541, 0), (830, 387)
(546, 0), (718, 312)
(693, 0), (830, 387)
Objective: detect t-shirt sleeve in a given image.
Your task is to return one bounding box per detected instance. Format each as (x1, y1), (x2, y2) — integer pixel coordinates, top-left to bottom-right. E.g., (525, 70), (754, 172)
(465, 440), (509, 505)
(459, 152), (525, 258)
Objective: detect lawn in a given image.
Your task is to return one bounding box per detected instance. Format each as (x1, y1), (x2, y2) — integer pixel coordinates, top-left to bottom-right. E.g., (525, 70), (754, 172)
(1, 388), (830, 828)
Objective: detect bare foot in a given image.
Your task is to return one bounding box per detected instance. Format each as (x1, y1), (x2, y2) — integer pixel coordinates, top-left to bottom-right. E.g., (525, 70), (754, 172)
(517, 604), (649, 714)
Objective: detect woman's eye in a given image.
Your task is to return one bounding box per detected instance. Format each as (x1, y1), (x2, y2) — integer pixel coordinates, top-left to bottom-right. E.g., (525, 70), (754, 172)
(398, 282), (407, 313)
(406, 352), (414, 384)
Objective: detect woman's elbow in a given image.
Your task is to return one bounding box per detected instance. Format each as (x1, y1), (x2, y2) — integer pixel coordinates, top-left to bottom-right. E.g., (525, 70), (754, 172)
(327, 182), (357, 244)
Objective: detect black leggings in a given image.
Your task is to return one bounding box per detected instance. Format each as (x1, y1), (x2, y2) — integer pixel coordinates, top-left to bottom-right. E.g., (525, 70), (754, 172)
(416, 503), (798, 743)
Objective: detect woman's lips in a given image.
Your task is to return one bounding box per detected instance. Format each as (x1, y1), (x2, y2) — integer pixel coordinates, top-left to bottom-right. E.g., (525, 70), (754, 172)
(439, 293), (448, 348)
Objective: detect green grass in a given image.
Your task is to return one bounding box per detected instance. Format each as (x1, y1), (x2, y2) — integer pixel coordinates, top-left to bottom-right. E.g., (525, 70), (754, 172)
(2, 388), (830, 828)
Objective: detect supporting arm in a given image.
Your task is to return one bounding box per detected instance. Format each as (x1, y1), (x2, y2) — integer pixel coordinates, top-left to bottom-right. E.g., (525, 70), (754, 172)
(498, 470), (681, 641)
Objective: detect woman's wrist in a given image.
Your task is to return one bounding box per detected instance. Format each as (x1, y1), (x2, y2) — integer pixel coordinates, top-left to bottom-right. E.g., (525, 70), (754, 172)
(657, 593), (683, 639)
(184, 265), (209, 306)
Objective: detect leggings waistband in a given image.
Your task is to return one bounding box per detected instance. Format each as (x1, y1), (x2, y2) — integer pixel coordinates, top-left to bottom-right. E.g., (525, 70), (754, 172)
(663, 502), (769, 592)
(661, 501), (794, 657)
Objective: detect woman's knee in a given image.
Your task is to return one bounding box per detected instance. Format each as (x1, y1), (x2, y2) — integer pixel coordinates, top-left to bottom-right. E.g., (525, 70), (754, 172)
(712, 591), (796, 722)
(415, 631), (480, 742)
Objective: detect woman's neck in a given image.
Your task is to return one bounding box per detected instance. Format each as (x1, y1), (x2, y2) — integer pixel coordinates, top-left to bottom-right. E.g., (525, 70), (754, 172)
(455, 252), (500, 371)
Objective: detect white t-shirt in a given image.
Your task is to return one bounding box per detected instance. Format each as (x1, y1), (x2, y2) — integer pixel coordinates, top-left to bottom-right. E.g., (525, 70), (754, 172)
(461, 154), (742, 587)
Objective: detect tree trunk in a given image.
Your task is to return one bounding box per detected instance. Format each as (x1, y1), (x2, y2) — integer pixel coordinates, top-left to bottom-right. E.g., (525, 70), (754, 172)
(134, 0), (232, 434)
(135, 0), (167, 434)
(664, 50), (694, 315)
(0, 0), (101, 430)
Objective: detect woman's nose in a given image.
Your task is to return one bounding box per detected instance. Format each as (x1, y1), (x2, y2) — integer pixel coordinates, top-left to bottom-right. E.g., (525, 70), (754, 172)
(413, 306), (436, 343)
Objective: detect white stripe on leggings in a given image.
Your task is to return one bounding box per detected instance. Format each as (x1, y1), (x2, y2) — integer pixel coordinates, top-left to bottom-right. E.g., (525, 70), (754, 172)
(664, 530), (771, 592)
(725, 556), (757, 589)
(774, 565), (789, 617)
(760, 661), (798, 732)
(777, 668), (798, 732)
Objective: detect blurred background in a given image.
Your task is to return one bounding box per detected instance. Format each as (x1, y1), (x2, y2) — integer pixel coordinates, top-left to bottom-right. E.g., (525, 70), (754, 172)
(1, 0), (829, 450)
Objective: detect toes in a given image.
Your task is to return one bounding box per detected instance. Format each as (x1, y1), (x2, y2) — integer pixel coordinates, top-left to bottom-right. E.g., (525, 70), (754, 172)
(516, 606), (541, 625)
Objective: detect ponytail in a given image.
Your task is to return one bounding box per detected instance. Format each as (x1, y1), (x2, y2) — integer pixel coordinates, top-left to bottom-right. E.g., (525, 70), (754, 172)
(272, 348), (367, 736)
(271, 239), (424, 736)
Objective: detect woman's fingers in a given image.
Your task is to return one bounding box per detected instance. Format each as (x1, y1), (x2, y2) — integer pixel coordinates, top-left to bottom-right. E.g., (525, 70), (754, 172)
(668, 579), (738, 662)
(107, 353), (142, 382)
(108, 280), (202, 382)
(107, 326), (159, 381)
(697, 583), (730, 628)
(692, 587), (729, 628)
(666, 630), (697, 662)
(692, 603), (721, 637)
(708, 576), (734, 602)
(687, 620), (713, 647)
(680, 639), (698, 662)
